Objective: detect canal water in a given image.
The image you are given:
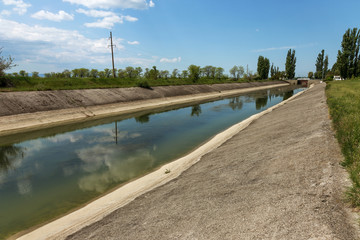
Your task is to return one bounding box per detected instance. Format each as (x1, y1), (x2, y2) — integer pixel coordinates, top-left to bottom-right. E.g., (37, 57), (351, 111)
(0, 86), (304, 238)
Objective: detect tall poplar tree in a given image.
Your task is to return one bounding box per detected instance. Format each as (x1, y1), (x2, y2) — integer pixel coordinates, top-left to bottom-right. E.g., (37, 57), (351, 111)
(315, 49), (329, 79)
(285, 49), (296, 79)
(336, 28), (360, 79)
(257, 56), (270, 79)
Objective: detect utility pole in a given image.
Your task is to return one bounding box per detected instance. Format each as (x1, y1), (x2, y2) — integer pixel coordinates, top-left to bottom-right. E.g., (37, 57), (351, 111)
(109, 31), (116, 78)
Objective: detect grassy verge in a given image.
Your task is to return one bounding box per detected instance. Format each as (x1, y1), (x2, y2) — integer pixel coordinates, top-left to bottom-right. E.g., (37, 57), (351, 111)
(326, 78), (360, 206)
(0, 76), (276, 92)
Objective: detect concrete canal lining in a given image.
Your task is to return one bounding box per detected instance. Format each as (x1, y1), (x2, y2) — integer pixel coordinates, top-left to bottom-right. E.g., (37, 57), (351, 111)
(0, 82), (288, 136)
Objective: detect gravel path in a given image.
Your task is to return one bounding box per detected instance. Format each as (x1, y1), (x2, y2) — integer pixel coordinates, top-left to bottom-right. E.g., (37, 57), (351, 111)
(66, 84), (359, 240)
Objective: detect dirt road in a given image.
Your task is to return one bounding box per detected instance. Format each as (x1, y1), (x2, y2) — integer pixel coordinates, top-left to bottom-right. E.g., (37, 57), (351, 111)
(65, 84), (359, 239)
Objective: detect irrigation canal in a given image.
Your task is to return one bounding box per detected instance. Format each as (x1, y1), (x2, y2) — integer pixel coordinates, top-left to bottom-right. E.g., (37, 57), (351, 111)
(0, 85), (304, 239)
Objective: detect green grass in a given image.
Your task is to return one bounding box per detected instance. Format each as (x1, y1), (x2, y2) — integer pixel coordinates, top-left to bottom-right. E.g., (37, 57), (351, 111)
(326, 78), (360, 206)
(0, 76), (277, 92)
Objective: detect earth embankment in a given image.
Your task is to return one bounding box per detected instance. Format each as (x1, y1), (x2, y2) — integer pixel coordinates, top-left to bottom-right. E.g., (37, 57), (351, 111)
(0, 81), (284, 117)
(0, 81), (288, 136)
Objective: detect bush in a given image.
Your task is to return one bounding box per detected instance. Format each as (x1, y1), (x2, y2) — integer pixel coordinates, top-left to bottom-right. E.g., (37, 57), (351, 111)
(0, 76), (14, 87)
(137, 80), (152, 89)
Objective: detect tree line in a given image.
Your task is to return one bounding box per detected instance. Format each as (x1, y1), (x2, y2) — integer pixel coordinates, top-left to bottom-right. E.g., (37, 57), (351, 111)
(256, 49), (297, 80)
(309, 27), (360, 80)
(4, 65), (264, 82)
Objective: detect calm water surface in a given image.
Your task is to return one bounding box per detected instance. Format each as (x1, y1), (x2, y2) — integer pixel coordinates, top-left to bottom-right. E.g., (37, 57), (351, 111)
(0, 86), (304, 238)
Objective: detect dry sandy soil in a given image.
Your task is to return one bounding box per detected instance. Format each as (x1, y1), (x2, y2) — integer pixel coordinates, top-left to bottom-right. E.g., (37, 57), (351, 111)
(63, 84), (359, 240)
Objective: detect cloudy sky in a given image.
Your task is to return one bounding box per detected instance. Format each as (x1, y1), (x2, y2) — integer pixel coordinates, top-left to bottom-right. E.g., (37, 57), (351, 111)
(0, 0), (359, 76)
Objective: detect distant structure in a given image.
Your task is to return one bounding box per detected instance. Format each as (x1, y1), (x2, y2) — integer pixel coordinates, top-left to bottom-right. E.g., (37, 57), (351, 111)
(297, 78), (310, 86)
(333, 75), (344, 81)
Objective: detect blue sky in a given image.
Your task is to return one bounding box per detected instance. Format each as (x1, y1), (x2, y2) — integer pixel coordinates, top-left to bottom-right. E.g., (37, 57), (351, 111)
(0, 0), (359, 76)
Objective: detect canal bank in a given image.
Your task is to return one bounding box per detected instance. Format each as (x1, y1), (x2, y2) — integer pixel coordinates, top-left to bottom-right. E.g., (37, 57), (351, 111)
(0, 81), (288, 136)
(16, 83), (360, 239)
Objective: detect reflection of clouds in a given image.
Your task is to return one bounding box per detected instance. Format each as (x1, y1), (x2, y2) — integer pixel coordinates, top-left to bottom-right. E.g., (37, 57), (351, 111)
(63, 165), (77, 177)
(17, 177), (32, 195)
(48, 133), (83, 143)
(78, 150), (155, 193)
(22, 139), (45, 159)
(76, 145), (116, 173)
(88, 128), (142, 144)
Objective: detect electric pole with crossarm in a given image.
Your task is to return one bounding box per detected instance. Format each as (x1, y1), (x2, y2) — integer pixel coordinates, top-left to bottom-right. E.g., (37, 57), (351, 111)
(109, 31), (116, 78)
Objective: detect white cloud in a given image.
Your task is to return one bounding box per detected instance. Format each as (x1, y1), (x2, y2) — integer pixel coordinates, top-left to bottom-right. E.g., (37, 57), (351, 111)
(76, 8), (114, 18)
(84, 15), (122, 29)
(0, 17), (124, 64)
(123, 15), (138, 22)
(77, 8), (138, 29)
(160, 57), (182, 63)
(117, 56), (157, 66)
(63, 0), (154, 10)
(2, 0), (31, 15)
(31, 10), (74, 22)
(127, 40), (139, 45)
(149, 0), (155, 7)
(252, 46), (296, 53)
(0, 10), (11, 16)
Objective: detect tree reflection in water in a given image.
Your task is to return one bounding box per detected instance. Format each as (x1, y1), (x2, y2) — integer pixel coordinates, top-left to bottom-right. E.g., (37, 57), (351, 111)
(0, 145), (24, 172)
(191, 105), (202, 117)
(228, 97), (243, 111)
(255, 97), (268, 110)
(283, 90), (294, 100)
(135, 114), (150, 124)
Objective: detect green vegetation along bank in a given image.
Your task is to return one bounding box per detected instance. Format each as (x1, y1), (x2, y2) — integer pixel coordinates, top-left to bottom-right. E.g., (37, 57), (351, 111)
(326, 78), (360, 206)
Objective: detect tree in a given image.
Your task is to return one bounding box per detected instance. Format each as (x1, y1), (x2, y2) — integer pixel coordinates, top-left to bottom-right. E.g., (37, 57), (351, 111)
(181, 70), (188, 79)
(270, 64), (280, 79)
(285, 49), (296, 79)
(315, 49), (328, 79)
(159, 70), (169, 79)
(32, 72), (39, 78)
(63, 69), (71, 78)
(148, 66), (158, 80)
(0, 48), (16, 77)
(188, 65), (201, 82)
(172, 69), (179, 78)
(104, 68), (111, 78)
(78, 68), (89, 78)
(125, 66), (136, 79)
(117, 69), (126, 79)
(19, 70), (28, 77)
(72, 69), (79, 78)
(257, 56), (270, 79)
(237, 66), (245, 79)
(201, 65), (214, 78)
(135, 67), (143, 79)
(308, 72), (314, 79)
(324, 55), (329, 79)
(336, 28), (360, 79)
(215, 67), (224, 80)
(89, 69), (98, 78)
(229, 65), (239, 79)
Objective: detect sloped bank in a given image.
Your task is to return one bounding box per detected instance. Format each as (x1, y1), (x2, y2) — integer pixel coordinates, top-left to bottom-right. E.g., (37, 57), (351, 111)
(0, 81), (288, 135)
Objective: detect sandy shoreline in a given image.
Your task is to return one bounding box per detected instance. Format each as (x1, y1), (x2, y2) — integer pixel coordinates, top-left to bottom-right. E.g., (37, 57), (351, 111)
(15, 84), (308, 240)
(0, 83), (288, 136)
